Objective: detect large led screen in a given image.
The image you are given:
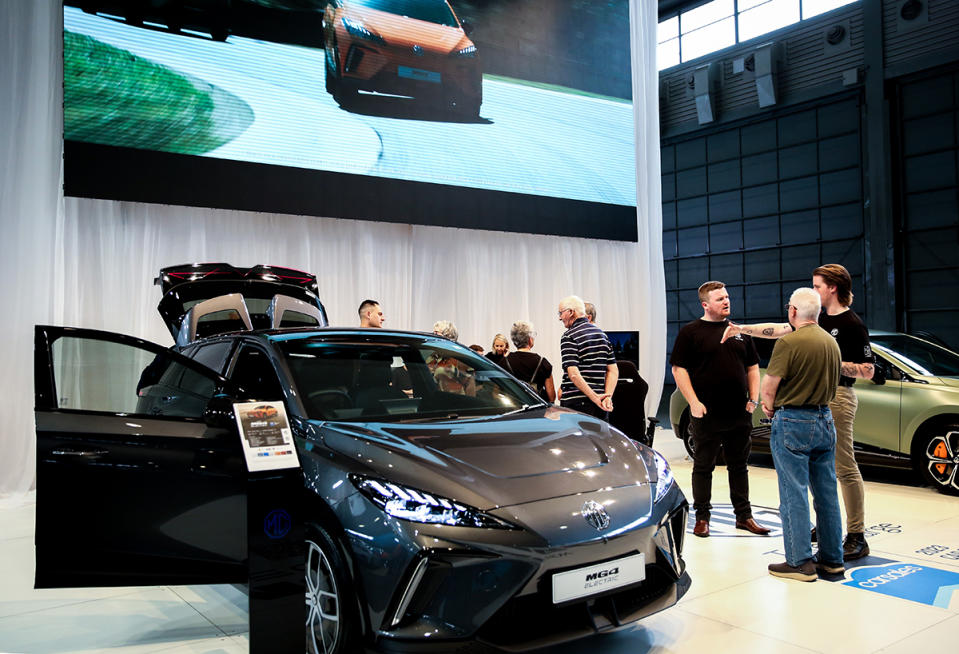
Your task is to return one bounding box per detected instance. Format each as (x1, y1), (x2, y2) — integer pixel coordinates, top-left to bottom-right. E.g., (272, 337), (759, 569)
(63, 1), (637, 240)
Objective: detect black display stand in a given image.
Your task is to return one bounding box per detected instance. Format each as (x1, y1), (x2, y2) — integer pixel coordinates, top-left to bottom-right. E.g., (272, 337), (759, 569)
(247, 471), (304, 653)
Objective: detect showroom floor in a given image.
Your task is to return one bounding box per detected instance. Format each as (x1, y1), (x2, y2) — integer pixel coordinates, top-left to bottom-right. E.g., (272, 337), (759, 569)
(1, 431), (958, 654)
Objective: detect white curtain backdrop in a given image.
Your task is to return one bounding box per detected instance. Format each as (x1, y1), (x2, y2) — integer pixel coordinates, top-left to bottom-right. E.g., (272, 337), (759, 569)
(0, 0), (663, 497)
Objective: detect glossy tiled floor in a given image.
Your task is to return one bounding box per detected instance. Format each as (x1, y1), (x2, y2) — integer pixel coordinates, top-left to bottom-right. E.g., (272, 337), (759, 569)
(2, 430), (958, 653)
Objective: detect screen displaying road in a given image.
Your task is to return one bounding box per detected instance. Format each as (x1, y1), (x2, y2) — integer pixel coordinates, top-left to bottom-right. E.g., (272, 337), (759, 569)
(63, 1), (638, 239)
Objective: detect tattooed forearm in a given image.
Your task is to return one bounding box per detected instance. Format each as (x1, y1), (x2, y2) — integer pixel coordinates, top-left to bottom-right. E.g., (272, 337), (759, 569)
(762, 328), (774, 336)
(841, 362), (875, 378)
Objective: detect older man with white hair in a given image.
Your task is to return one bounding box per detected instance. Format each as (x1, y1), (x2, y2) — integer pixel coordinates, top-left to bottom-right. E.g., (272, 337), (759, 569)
(761, 287), (844, 582)
(557, 295), (617, 419)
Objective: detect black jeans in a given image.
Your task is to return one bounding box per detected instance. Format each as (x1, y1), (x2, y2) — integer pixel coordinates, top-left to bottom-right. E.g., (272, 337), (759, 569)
(690, 416), (753, 522)
(561, 398), (609, 421)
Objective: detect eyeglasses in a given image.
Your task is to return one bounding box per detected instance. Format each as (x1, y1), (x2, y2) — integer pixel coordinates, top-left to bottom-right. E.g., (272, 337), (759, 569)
(784, 303), (795, 312)
(557, 308), (570, 317)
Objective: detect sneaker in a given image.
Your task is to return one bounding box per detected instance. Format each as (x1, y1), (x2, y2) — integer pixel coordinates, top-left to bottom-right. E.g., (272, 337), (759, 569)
(814, 555), (845, 575)
(843, 532), (870, 560)
(768, 560), (817, 582)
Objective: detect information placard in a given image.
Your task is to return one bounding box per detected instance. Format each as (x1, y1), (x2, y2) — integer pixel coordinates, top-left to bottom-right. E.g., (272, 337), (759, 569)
(234, 401), (298, 472)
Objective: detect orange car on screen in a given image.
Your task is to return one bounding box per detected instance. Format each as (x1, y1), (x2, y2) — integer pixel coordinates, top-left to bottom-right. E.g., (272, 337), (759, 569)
(322, 0), (482, 116)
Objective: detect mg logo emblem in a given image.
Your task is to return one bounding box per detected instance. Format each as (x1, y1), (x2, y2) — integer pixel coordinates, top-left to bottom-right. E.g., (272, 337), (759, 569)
(412, 44), (424, 56)
(264, 509), (291, 539)
(582, 500), (610, 531)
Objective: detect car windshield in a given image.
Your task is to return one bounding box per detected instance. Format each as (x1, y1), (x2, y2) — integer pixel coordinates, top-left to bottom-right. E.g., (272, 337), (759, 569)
(278, 337), (543, 422)
(871, 334), (959, 378)
(350, 0), (459, 27)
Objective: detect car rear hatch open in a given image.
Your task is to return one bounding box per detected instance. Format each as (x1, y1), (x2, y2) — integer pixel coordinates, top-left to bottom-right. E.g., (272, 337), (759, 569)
(156, 263), (329, 345)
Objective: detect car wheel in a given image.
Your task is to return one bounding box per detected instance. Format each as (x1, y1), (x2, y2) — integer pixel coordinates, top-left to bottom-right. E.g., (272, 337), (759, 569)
(305, 522), (360, 654)
(912, 424), (959, 495)
(210, 25), (230, 42)
(446, 95), (480, 118)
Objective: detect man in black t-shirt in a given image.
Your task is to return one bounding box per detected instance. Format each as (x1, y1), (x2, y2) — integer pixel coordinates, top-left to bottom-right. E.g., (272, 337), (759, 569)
(670, 281), (768, 538)
(722, 264), (877, 560)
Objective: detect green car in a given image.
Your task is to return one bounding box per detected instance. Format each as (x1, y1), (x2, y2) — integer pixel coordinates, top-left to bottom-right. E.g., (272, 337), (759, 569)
(669, 332), (959, 495)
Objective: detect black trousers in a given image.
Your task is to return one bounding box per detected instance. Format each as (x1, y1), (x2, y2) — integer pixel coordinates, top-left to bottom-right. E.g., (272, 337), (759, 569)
(690, 416), (753, 522)
(561, 398), (609, 422)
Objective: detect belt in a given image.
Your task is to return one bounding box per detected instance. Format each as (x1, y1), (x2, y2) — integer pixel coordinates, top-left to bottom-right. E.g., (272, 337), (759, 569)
(779, 404), (827, 410)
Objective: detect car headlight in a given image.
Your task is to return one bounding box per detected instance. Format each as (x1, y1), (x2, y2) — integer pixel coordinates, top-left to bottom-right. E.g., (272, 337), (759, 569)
(653, 451), (674, 503)
(456, 44), (477, 57)
(342, 17), (384, 44)
(351, 475), (518, 529)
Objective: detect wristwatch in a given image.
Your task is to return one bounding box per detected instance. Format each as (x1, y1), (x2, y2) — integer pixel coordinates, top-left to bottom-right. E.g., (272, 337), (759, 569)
(747, 398), (760, 407)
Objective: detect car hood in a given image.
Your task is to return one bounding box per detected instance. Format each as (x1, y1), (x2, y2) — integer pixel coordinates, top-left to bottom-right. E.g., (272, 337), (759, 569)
(928, 376), (959, 389)
(349, 6), (471, 54)
(317, 407), (650, 510)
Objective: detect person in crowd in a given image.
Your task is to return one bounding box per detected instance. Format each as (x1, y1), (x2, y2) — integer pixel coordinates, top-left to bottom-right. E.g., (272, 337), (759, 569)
(485, 333), (511, 371)
(585, 302), (597, 324)
(761, 287), (844, 581)
(722, 263), (876, 560)
(432, 320), (458, 341)
(468, 344), (484, 354)
(358, 300), (384, 328)
(506, 321), (555, 403)
(557, 295), (617, 419)
(429, 321), (475, 395)
(670, 281), (769, 538)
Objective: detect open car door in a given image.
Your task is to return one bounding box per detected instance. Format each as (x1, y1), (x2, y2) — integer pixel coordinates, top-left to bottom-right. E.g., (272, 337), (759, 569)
(34, 326), (248, 588)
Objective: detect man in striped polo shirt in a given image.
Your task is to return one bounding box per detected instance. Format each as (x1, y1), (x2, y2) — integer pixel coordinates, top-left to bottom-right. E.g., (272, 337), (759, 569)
(557, 295), (618, 420)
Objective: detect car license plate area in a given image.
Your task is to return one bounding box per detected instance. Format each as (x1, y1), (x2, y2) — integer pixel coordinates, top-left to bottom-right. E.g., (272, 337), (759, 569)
(398, 66), (441, 84)
(551, 553), (645, 604)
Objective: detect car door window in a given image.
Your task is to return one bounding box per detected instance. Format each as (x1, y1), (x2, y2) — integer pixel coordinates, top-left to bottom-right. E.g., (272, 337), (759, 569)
(51, 335), (217, 417)
(190, 340), (235, 375)
(229, 345), (285, 400)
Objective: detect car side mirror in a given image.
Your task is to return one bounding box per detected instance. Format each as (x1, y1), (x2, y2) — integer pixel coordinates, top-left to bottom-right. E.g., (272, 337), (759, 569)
(204, 392), (237, 429)
(461, 19), (474, 36)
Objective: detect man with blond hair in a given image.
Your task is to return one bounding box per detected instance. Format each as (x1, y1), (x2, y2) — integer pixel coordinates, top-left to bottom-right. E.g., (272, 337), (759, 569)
(557, 295), (617, 419)
(723, 263), (876, 559)
(762, 287), (844, 581)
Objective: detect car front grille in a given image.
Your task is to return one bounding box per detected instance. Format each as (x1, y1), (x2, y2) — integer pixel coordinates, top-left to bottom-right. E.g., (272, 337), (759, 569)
(475, 562), (677, 651)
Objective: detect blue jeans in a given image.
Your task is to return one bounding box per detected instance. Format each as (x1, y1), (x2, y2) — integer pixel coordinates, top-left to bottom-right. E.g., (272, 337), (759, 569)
(770, 406), (843, 567)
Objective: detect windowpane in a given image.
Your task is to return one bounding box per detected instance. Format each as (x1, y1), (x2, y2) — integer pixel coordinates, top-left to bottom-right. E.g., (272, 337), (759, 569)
(681, 0), (734, 32)
(681, 16), (735, 62)
(739, 0), (800, 42)
(801, 0), (858, 20)
(658, 38), (680, 70)
(52, 336), (217, 417)
(658, 16), (679, 43)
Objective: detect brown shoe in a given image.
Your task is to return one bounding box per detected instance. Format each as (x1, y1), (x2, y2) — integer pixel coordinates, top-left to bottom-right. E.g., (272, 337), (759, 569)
(693, 519), (709, 537)
(736, 517), (771, 535)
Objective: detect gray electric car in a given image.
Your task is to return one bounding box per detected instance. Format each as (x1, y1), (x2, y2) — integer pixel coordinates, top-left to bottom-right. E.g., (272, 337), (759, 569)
(34, 264), (690, 653)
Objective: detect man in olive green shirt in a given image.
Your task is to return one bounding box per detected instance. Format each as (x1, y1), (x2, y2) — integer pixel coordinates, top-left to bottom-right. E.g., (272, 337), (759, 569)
(761, 288), (844, 582)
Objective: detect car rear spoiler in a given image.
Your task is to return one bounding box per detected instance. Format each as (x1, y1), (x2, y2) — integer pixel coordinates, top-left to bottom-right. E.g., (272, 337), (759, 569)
(155, 263), (319, 295)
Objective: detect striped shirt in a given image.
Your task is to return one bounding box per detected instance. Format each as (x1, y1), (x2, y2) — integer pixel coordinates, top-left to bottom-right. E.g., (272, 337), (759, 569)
(560, 317), (615, 403)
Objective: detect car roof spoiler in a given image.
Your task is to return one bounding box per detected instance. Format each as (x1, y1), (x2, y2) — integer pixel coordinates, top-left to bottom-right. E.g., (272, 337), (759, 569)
(156, 263), (328, 343)
(155, 263), (319, 296)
